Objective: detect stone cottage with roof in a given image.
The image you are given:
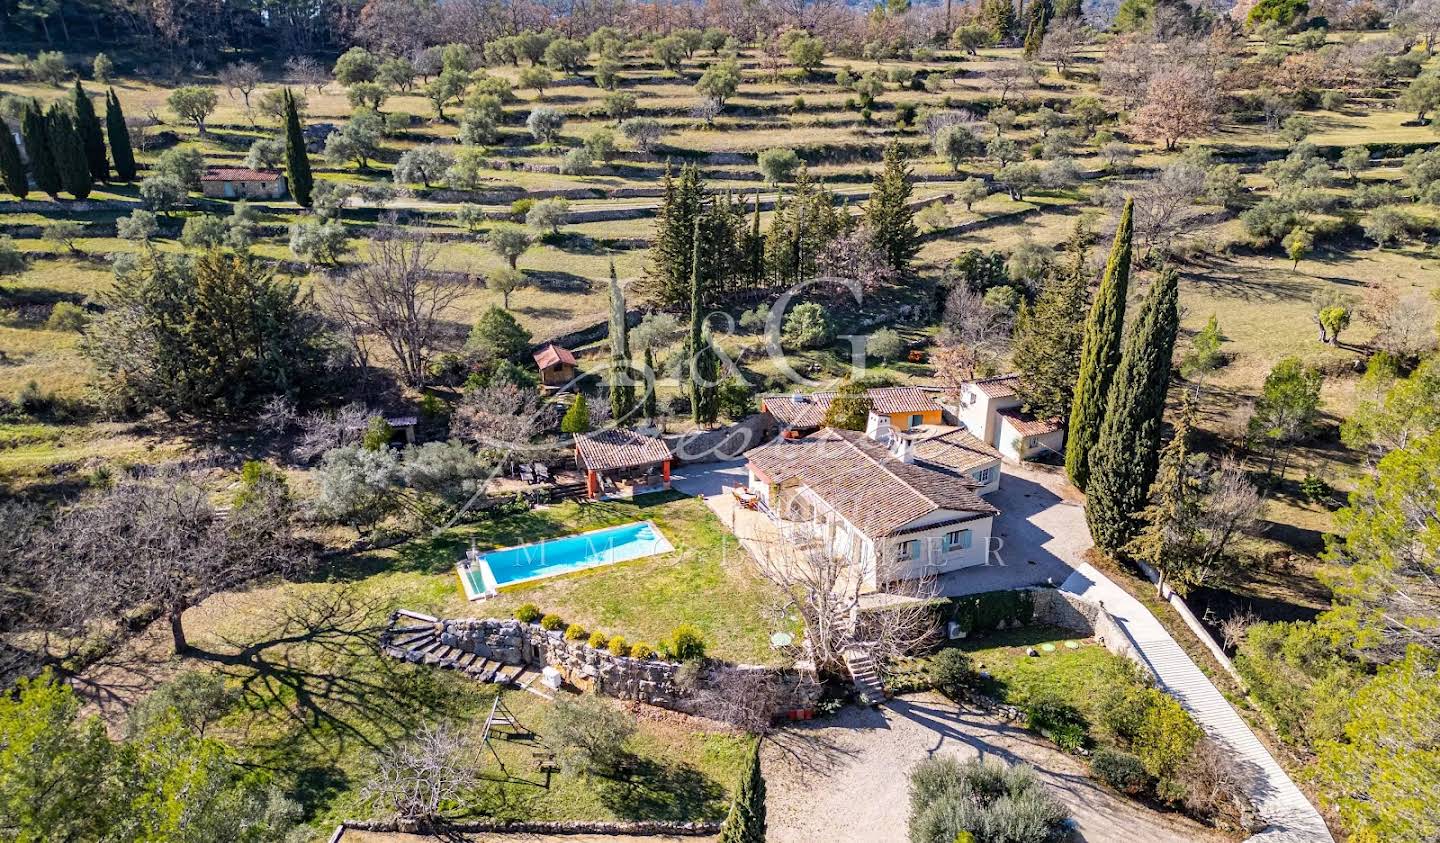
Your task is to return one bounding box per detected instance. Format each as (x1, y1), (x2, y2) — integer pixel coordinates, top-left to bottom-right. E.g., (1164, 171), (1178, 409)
(954, 375), (1064, 463)
(200, 167), (287, 200)
(744, 428), (998, 590)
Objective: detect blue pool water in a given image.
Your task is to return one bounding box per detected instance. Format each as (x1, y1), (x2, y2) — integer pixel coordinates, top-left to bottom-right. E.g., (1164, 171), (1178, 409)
(464, 521), (672, 593)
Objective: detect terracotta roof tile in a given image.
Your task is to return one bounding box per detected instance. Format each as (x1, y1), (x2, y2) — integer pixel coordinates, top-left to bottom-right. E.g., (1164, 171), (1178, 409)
(972, 375), (1021, 399)
(866, 387), (941, 415)
(201, 167), (282, 182)
(906, 426), (1003, 474)
(574, 429), (672, 471)
(761, 386), (937, 429)
(996, 408), (1062, 437)
(746, 428), (997, 538)
(533, 343), (576, 369)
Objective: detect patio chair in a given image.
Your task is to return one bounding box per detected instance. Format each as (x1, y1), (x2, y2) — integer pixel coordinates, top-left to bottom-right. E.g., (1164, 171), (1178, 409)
(535, 463), (551, 482)
(519, 465), (535, 484)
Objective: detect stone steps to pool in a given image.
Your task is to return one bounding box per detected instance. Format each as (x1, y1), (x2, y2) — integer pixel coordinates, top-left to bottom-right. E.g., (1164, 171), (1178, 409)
(378, 611), (550, 697)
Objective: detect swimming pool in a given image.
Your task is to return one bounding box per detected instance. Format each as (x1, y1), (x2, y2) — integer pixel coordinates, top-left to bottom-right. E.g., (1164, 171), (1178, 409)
(458, 520), (674, 599)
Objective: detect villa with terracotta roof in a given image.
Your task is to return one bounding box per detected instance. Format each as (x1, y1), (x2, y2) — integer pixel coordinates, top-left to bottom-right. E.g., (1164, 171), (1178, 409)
(954, 374), (1064, 463)
(532, 343), (577, 388)
(199, 167), (287, 200)
(759, 386), (944, 439)
(744, 427), (998, 590)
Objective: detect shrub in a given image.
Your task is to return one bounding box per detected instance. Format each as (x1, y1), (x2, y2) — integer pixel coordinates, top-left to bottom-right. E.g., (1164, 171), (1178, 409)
(1300, 473), (1331, 503)
(515, 603), (542, 623)
(629, 642), (655, 659)
(511, 197), (535, 218)
(907, 756), (1068, 843)
(560, 147), (594, 175)
(547, 694), (635, 776)
(670, 624), (706, 661)
(540, 613), (565, 631)
(1102, 686), (1201, 792)
(45, 302), (89, 332)
(948, 590), (1033, 635)
(929, 648), (972, 698)
(1091, 748), (1148, 794)
(587, 631), (609, 649)
(1025, 694), (1088, 752)
(781, 302), (833, 350)
(564, 623), (587, 641)
(607, 635), (629, 656)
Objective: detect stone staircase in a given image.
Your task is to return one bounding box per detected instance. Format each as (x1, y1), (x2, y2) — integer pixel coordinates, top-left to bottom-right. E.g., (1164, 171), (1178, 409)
(380, 610), (543, 692)
(843, 646), (886, 706)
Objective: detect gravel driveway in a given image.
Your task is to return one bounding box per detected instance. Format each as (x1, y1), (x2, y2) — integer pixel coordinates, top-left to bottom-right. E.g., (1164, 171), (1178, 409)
(763, 694), (1226, 843)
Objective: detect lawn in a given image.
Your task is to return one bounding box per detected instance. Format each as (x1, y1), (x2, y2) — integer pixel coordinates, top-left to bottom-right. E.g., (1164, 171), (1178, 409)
(344, 491), (787, 665)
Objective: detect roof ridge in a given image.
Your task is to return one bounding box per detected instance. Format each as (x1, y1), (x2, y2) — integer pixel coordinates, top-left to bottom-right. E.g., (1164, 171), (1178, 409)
(831, 429), (941, 512)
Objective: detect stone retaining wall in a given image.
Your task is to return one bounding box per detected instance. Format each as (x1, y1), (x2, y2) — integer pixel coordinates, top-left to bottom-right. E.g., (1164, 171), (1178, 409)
(340, 818), (721, 836)
(433, 617), (821, 716)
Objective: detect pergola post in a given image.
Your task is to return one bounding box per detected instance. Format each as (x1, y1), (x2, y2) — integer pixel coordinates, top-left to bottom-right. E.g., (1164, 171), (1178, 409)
(662, 459), (671, 486)
(587, 470), (598, 499)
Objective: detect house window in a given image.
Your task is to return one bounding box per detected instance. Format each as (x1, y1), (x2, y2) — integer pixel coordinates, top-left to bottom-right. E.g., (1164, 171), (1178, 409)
(908, 413), (924, 428)
(897, 540), (918, 560)
(973, 468), (993, 484)
(944, 529), (972, 551)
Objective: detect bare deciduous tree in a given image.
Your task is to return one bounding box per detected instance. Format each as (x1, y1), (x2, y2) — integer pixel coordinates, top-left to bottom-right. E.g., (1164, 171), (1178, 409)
(363, 723), (480, 822)
(1100, 35), (1153, 109)
(1366, 286), (1438, 359)
(987, 62), (1026, 106)
(451, 383), (545, 463)
(325, 225), (464, 389)
(1191, 457), (1265, 579)
(1131, 63), (1218, 151)
(219, 61), (262, 110)
(294, 402), (373, 462)
(935, 284), (1014, 383)
(1106, 161), (1208, 257)
(1039, 20), (1087, 76)
(284, 55), (328, 93)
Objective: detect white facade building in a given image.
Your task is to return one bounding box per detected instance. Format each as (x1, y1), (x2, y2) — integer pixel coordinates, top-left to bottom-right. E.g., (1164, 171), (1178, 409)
(954, 375), (1065, 463)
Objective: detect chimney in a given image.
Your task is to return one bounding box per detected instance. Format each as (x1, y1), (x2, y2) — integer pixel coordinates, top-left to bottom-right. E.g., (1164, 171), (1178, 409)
(894, 434), (915, 464)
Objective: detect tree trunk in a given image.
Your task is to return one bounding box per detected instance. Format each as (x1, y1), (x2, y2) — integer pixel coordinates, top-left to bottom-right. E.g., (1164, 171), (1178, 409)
(169, 608), (189, 653)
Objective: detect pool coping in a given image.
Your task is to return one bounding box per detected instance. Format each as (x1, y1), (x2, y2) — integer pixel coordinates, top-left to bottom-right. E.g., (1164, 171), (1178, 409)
(456, 519), (675, 601)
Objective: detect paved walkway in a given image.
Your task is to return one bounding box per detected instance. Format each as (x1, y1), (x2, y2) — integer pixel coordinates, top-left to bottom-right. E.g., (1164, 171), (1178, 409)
(1062, 564), (1333, 843)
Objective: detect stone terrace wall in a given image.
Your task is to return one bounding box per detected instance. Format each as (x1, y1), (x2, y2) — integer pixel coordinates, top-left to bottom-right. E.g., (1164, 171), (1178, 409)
(438, 617), (821, 716)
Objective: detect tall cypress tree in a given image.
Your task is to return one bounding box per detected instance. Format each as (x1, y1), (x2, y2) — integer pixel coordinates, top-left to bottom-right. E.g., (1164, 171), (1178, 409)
(71, 81), (107, 182)
(1085, 267), (1181, 554)
(105, 89), (137, 182)
(718, 741), (766, 843)
(864, 142), (919, 273)
(688, 220), (712, 425)
(0, 118), (28, 198)
(22, 104), (61, 198)
(608, 261), (636, 421)
(1023, 0), (1052, 58)
(283, 89), (313, 207)
(1013, 231), (1090, 421)
(642, 345), (659, 422)
(749, 189), (763, 287)
(1065, 199), (1133, 491)
(46, 105), (91, 200)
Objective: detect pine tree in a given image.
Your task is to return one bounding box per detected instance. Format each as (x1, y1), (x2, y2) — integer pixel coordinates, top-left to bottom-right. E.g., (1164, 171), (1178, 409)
(1065, 199), (1133, 491)
(608, 261), (636, 422)
(642, 346), (659, 422)
(1085, 267), (1181, 554)
(650, 164), (705, 310)
(1127, 391), (1199, 595)
(0, 118), (28, 198)
(561, 393), (591, 434)
(823, 378), (874, 431)
(22, 104), (61, 198)
(71, 81), (107, 182)
(864, 143), (919, 273)
(979, 0), (1019, 43)
(718, 741), (766, 843)
(105, 89), (137, 182)
(1012, 235), (1090, 421)
(46, 105), (92, 200)
(283, 89), (313, 207)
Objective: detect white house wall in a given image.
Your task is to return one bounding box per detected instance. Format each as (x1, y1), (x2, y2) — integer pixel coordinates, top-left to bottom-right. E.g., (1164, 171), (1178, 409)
(883, 512), (994, 582)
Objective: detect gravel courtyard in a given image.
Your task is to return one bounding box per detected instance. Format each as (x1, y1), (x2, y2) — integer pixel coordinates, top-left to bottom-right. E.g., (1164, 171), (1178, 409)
(763, 693), (1227, 843)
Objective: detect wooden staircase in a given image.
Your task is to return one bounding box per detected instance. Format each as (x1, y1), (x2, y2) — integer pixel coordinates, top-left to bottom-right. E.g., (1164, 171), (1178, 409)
(380, 610), (542, 691)
(843, 646), (886, 706)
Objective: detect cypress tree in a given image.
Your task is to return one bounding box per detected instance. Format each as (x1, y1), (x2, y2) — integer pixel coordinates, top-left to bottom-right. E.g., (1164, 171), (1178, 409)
(1013, 232), (1090, 421)
(642, 346), (659, 422)
(608, 261), (636, 422)
(22, 104), (61, 198)
(1085, 267), (1181, 554)
(1065, 199), (1133, 491)
(863, 142), (919, 273)
(46, 105), (92, 200)
(283, 89), (313, 207)
(0, 118), (28, 198)
(1127, 390), (1198, 595)
(1023, 0), (1051, 59)
(688, 220), (718, 426)
(749, 189), (763, 287)
(71, 81), (107, 182)
(718, 741), (766, 843)
(106, 89), (137, 182)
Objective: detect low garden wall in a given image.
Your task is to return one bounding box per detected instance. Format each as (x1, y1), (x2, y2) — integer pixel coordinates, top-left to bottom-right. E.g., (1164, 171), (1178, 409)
(416, 617), (821, 717)
(338, 818), (720, 837)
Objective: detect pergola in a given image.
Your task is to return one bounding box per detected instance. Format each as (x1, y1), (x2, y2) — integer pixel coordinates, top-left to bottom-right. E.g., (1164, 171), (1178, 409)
(573, 429), (674, 500)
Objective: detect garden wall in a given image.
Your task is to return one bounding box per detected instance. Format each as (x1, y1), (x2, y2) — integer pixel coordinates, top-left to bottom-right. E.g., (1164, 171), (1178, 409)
(420, 617), (821, 717)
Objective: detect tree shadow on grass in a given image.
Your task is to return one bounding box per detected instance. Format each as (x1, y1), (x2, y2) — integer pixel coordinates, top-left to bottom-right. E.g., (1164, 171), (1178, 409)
(596, 754), (728, 821)
(191, 586), (487, 796)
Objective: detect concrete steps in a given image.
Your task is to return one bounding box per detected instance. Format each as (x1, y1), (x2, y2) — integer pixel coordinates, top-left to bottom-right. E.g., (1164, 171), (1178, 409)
(843, 647), (886, 707)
